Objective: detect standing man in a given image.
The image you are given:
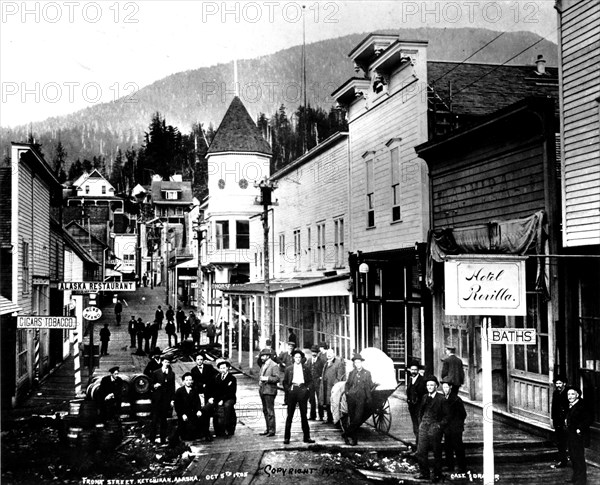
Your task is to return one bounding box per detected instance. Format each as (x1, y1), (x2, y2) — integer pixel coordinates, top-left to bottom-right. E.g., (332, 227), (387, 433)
(258, 348), (280, 437)
(287, 328), (297, 346)
(166, 305), (175, 330)
(566, 387), (592, 485)
(114, 299), (123, 326)
(306, 345), (321, 420)
(441, 377), (467, 474)
(212, 360), (237, 437)
(414, 376), (449, 483)
(207, 319), (217, 346)
(176, 306), (185, 335)
(128, 315), (137, 348)
(99, 323), (111, 356)
(343, 353), (373, 446)
(98, 366), (123, 422)
(142, 272), (148, 288)
(406, 362), (427, 448)
(155, 305), (164, 330)
(191, 352), (217, 441)
(150, 320), (159, 352)
(278, 341), (296, 405)
(441, 346), (464, 396)
(134, 317), (146, 355)
(174, 372), (203, 441)
(282, 349), (315, 445)
(321, 348), (345, 423)
(149, 356), (176, 446)
(165, 318), (178, 347)
(190, 312), (201, 349)
(551, 375), (570, 468)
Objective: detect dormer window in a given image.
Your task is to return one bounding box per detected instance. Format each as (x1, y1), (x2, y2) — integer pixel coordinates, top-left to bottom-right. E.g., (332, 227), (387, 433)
(163, 190), (180, 200)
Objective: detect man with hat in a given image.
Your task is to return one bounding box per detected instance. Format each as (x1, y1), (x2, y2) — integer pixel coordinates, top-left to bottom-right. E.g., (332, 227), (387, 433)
(128, 315), (137, 348)
(98, 366), (123, 422)
(441, 346), (464, 396)
(550, 375), (569, 468)
(144, 347), (162, 376)
(174, 372), (204, 441)
(191, 353), (217, 441)
(406, 362), (427, 448)
(258, 348), (280, 437)
(212, 359), (237, 437)
(149, 355), (176, 446)
(278, 341), (296, 405)
(134, 317), (146, 355)
(414, 376), (449, 483)
(342, 353), (373, 446)
(282, 349), (315, 444)
(321, 348), (345, 423)
(441, 377), (467, 473)
(566, 386), (592, 485)
(307, 344), (322, 420)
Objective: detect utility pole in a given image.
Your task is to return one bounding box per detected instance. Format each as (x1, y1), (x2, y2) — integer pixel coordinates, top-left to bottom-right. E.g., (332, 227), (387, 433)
(255, 178), (277, 349)
(195, 209), (204, 313)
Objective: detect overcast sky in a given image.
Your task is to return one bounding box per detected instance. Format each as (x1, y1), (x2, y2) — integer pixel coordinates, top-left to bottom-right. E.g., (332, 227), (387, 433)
(1, 1), (558, 127)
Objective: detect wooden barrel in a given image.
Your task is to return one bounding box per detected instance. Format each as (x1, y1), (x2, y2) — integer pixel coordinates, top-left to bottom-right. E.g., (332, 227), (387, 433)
(69, 399), (85, 416)
(119, 401), (132, 420)
(79, 400), (98, 427)
(131, 374), (151, 395)
(67, 425), (83, 446)
(98, 420), (122, 451)
(78, 429), (95, 450)
(86, 379), (102, 402)
(133, 398), (152, 419)
(119, 375), (131, 398)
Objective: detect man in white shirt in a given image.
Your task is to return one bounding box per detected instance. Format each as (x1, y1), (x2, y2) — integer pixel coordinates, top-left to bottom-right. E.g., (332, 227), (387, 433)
(282, 349), (315, 445)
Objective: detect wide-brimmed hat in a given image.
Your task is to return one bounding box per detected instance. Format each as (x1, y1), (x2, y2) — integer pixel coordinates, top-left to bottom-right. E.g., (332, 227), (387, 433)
(259, 348), (274, 357)
(446, 346), (456, 352)
(291, 349), (305, 359)
(310, 344), (319, 353)
(440, 377), (453, 385)
(108, 366), (120, 374)
(216, 358), (231, 368)
(318, 341), (329, 349)
(351, 353), (365, 361)
(160, 355), (172, 363)
(425, 375), (439, 385)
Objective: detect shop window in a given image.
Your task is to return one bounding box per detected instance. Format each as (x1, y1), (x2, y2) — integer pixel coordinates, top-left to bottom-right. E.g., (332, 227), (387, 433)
(22, 241), (29, 294)
(236, 220), (250, 249)
(390, 146), (401, 221)
(293, 229), (301, 271)
(215, 221), (229, 250)
(366, 157), (375, 227)
(334, 218), (344, 268)
(307, 227), (312, 270)
(514, 293), (549, 375)
(317, 222), (326, 269)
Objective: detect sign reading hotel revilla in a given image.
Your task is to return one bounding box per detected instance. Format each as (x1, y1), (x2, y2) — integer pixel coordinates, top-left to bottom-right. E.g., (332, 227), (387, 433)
(444, 256), (526, 316)
(18, 316), (77, 329)
(58, 282), (136, 292)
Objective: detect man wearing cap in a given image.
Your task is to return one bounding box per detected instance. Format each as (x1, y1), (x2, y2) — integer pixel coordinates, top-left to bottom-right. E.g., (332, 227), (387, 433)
(566, 387), (592, 485)
(307, 345), (321, 420)
(343, 353), (373, 446)
(441, 346), (464, 396)
(128, 315), (137, 348)
(414, 376), (449, 483)
(258, 348), (280, 437)
(441, 377), (467, 473)
(98, 366), (123, 422)
(212, 360), (237, 437)
(174, 372), (204, 441)
(149, 356), (176, 446)
(321, 348), (345, 423)
(550, 375), (569, 468)
(406, 362), (427, 448)
(283, 349), (315, 444)
(144, 348), (162, 376)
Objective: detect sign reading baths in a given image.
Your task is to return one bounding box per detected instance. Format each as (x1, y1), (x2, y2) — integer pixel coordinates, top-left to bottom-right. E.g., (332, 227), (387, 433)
(444, 256), (526, 316)
(18, 316), (77, 329)
(58, 282), (136, 292)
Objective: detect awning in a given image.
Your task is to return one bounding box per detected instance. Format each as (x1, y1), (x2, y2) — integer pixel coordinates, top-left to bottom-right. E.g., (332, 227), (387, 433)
(105, 268), (123, 278)
(0, 296), (22, 316)
(176, 258), (198, 269)
(222, 273), (350, 296)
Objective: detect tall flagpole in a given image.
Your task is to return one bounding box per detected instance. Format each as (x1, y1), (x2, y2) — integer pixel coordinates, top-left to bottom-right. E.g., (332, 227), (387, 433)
(302, 5), (307, 154)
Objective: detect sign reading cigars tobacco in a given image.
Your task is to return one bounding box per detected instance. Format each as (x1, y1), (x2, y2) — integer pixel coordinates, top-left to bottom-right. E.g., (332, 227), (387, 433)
(444, 256), (526, 316)
(58, 282), (136, 292)
(18, 316), (77, 329)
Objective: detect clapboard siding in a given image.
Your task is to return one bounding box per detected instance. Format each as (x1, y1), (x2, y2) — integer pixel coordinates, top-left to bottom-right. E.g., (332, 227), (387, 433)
(560, 0), (600, 247)
(17, 163), (33, 314)
(32, 175), (50, 278)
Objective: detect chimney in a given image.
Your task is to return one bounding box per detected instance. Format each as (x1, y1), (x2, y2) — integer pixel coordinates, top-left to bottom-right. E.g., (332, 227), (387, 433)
(535, 54), (546, 75)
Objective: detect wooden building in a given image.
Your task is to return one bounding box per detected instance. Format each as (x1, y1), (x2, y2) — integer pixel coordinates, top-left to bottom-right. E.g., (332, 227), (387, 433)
(556, 0), (600, 440)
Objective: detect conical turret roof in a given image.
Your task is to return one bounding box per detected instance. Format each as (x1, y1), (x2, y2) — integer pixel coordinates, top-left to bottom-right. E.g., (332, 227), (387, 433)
(207, 96), (272, 156)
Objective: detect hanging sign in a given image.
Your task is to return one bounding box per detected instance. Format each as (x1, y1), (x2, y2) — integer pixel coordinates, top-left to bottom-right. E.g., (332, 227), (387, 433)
(17, 316), (77, 329)
(82, 306), (102, 320)
(58, 282), (136, 292)
(444, 256), (526, 316)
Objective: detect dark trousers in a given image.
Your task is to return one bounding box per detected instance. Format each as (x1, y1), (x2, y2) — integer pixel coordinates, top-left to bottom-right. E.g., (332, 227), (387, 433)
(444, 429), (466, 471)
(284, 386), (310, 441)
(308, 386), (317, 419)
(129, 332), (136, 348)
(568, 434), (587, 485)
(554, 425), (568, 464)
(137, 334), (144, 352)
(260, 392), (276, 434)
(115, 313), (121, 325)
(314, 381), (324, 419)
(100, 341), (108, 356)
(208, 335), (215, 345)
(167, 333), (178, 347)
(416, 421), (444, 478)
(345, 393), (366, 440)
(149, 405), (172, 442)
(99, 398), (120, 422)
(408, 403), (420, 443)
(218, 399), (236, 435)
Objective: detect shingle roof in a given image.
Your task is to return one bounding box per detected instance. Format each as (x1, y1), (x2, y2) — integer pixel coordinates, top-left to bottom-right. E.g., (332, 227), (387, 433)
(207, 96), (272, 156)
(427, 61), (559, 118)
(151, 180), (193, 205)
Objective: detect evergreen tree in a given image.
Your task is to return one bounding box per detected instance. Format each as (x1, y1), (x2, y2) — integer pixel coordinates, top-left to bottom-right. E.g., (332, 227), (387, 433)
(68, 159), (84, 180)
(110, 148), (124, 192)
(52, 141), (68, 183)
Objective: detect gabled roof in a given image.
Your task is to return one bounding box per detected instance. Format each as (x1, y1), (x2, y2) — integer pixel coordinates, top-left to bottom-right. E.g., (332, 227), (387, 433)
(64, 220), (109, 249)
(427, 61), (559, 118)
(61, 226), (101, 266)
(207, 96), (272, 156)
(151, 180), (193, 205)
(72, 169), (115, 192)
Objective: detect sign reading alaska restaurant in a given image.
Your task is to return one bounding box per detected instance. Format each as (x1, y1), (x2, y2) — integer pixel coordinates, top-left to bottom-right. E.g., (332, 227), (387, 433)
(444, 257), (526, 316)
(58, 281), (136, 292)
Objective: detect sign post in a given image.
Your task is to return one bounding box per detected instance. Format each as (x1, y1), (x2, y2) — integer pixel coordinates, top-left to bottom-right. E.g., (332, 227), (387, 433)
(445, 255), (527, 485)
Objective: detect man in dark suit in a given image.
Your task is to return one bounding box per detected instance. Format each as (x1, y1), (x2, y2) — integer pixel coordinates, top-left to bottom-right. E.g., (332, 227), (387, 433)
(258, 348), (280, 437)
(306, 345), (321, 420)
(149, 356), (176, 446)
(566, 387), (592, 485)
(98, 366), (123, 422)
(212, 359), (237, 437)
(174, 372), (204, 441)
(321, 348), (345, 423)
(283, 349), (315, 444)
(414, 376), (449, 483)
(441, 346), (464, 396)
(278, 342), (295, 405)
(191, 353), (217, 441)
(155, 305), (164, 330)
(551, 375), (570, 468)
(441, 378), (467, 473)
(406, 362), (427, 448)
(343, 353), (373, 446)
(128, 315), (137, 348)
(144, 348), (162, 376)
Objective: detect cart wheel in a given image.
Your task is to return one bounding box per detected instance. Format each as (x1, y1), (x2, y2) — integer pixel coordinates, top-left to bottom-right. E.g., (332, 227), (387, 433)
(338, 390), (348, 433)
(373, 398), (392, 433)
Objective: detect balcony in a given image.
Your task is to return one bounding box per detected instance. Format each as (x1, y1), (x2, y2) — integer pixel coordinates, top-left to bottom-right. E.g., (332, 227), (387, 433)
(168, 247), (194, 266)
